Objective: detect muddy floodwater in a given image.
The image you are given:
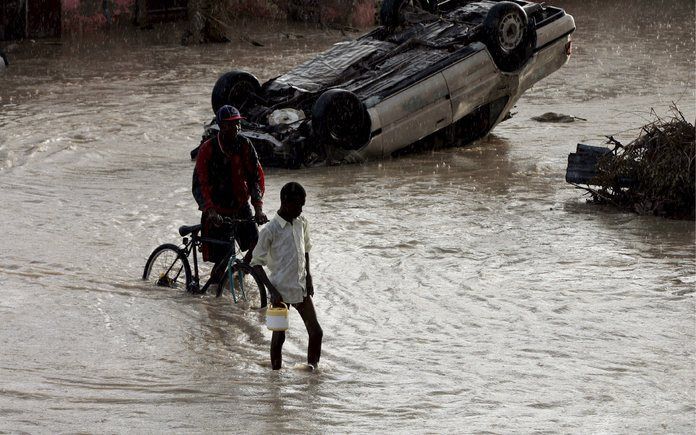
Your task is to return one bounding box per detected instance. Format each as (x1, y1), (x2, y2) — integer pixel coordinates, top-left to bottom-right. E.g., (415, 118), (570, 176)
(0, 0), (694, 432)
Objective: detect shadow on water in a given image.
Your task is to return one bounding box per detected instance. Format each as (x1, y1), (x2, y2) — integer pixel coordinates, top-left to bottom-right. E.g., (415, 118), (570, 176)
(305, 133), (516, 198)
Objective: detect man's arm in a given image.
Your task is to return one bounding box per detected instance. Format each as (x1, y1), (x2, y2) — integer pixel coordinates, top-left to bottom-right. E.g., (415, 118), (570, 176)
(244, 140), (267, 224)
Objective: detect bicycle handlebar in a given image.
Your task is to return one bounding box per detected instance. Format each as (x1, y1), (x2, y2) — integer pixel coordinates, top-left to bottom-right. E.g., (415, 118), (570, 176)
(221, 217), (254, 224)
(221, 215), (269, 226)
(217, 216), (268, 227)
(179, 217), (258, 238)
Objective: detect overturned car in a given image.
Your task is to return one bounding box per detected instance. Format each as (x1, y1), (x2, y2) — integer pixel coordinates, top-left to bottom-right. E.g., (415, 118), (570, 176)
(193, 0), (576, 167)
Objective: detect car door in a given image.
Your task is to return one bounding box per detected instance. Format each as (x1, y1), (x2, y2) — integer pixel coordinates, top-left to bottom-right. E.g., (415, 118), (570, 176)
(441, 46), (501, 123)
(376, 72), (453, 157)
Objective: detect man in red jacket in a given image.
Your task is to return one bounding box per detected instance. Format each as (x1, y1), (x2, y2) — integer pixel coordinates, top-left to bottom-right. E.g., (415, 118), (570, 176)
(193, 105), (268, 291)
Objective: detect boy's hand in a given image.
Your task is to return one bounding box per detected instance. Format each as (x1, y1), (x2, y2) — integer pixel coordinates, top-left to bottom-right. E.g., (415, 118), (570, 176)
(269, 287), (283, 306)
(306, 274), (314, 297)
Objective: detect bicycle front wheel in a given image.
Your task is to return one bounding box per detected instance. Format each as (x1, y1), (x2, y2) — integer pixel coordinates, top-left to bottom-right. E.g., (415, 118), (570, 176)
(220, 263), (267, 309)
(143, 244), (192, 291)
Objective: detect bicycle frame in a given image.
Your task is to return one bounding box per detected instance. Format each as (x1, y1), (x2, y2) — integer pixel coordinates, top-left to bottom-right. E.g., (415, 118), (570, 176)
(180, 219), (250, 302)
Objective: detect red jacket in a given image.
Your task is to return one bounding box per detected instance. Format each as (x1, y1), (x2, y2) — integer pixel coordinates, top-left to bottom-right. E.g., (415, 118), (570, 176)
(192, 133), (265, 214)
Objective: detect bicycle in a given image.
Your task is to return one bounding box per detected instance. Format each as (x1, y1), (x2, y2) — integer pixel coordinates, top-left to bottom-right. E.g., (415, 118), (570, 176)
(142, 218), (267, 309)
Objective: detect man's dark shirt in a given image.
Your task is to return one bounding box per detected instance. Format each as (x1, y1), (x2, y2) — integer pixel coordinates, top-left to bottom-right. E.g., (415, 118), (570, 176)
(192, 133), (265, 214)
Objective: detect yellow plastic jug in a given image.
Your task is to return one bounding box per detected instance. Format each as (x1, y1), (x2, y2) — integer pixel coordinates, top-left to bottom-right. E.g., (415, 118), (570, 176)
(266, 302), (289, 331)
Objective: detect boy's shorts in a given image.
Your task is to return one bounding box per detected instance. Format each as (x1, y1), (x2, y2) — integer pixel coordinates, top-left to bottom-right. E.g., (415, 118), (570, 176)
(201, 205), (258, 263)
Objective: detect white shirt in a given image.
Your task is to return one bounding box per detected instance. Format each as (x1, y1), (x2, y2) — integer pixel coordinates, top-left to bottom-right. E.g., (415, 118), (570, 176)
(251, 214), (311, 304)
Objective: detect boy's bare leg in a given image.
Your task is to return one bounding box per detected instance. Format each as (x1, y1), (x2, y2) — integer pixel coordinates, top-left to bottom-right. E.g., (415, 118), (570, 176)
(293, 296), (323, 367)
(271, 331), (285, 370)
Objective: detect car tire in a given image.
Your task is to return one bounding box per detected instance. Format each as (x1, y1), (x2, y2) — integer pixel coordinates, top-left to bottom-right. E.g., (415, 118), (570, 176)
(312, 89), (371, 151)
(211, 70), (261, 115)
(482, 2), (534, 72)
(379, 0), (438, 27)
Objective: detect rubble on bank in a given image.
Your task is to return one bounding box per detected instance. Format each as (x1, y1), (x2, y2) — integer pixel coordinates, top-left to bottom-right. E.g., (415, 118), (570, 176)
(566, 107), (695, 219)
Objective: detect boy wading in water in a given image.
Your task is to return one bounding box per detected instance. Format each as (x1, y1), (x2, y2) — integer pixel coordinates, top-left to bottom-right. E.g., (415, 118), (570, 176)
(251, 182), (323, 370)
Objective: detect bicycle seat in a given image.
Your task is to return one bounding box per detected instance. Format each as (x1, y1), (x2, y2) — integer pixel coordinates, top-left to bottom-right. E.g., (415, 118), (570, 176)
(179, 224), (201, 237)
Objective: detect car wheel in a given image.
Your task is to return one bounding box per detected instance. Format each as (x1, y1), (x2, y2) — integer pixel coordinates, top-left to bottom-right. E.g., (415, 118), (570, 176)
(312, 89), (371, 151)
(482, 2), (534, 72)
(211, 71), (261, 115)
(379, 0), (438, 27)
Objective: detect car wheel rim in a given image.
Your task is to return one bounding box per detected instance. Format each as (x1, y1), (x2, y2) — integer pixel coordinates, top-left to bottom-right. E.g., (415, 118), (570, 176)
(497, 13), (524, 52)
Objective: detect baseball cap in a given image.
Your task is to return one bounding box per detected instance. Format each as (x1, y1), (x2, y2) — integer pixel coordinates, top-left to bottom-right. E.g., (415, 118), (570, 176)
(216, 105), (245, 123)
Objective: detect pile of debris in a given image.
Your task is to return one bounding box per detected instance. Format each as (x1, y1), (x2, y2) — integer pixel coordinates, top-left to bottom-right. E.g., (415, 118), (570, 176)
(566, 107), (695, 219)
